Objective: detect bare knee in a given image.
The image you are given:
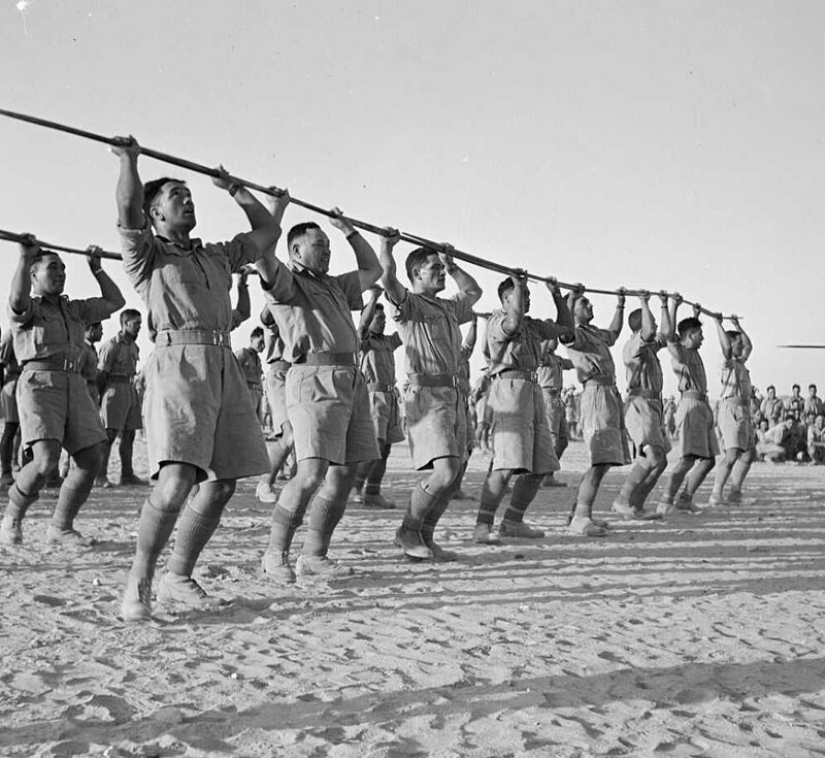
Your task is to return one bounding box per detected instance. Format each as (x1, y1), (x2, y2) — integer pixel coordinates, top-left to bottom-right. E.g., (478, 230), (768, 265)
(292, 458), (328, 493)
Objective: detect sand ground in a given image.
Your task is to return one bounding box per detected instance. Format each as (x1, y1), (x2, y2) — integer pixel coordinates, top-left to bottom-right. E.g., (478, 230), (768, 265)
(1, 438), (825, 758)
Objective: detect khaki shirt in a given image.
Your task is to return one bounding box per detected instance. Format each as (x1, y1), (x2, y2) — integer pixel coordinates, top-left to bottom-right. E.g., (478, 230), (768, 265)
(77, 341), (98, 387)
(624, 332), (666, 394)
(8, 296), (116, 364)
(720, 356), (752, 400)
(668, 341), (708, 394)
(563, 324), (619, 384)
(360, 333), (402, 386)
(99, 333), (140, 379)
(264, 327), (288, 365)
(263, 259), (363, 362)
(485, 310), (565, 375)
(119, 224), (260, 334)
(389, 291), (474, 376)
(537, 351), (572, 391)
(235, 346), (263, 385)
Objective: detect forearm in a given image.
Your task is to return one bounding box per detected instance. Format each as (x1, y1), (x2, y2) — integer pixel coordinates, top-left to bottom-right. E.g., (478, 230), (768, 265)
(359, 296), (379, 339)
(450, 265), (482, 305)
(715, 319), (731, 358)
(235, 282), (251, 322)
(608, 305), (624, 336)
(93, 268), (126, 310)
(348, 232), (381, 289)
(9, 255), (31, 313)
(640, 303), (655, 341)
(554, 293), (573, 329)
(116, 156), (144, 228)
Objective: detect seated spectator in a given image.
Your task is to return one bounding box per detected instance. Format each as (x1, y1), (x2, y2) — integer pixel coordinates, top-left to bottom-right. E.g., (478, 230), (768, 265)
(757, 417), (793, 463)
(807, 414), (825, 464)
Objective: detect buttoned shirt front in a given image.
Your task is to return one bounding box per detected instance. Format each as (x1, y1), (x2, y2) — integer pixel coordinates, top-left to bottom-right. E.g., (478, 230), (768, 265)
(485, 310), (566, 375)
(668, 341), (708, 394)
(8, 295), (116, 364)
(263, 259), (363, 362)
(389, 291), (474, 376)
(563, 324), (619, 384)
(119, 224), (260, 334)
(99, 333), (140, 378)
(360, 332), (402, 386)
(624, 331), (666, 394)
(720, 356), (752, 400)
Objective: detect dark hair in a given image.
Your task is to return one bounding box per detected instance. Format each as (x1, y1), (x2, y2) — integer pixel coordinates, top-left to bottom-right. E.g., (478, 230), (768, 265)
(497, 277), (515, 302)
(373, 303), (385, 312)
(287, 222), (322, 250)
(142, 177), (186, 222)
(250, 326), (264, 339)
(120, 308), (141, 326)
(767, 384), (775, 392)
(628, 308), (642, 332)
(677, 317), (702, 336)
(810, 384), (817, 391)
(725, 330), (741, 341)
(793, 383), (801, 391)
(404, 247), (438, 282)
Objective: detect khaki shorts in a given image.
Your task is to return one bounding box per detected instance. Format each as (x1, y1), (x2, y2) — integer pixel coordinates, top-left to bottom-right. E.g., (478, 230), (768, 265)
(370, 390), (405, 445)
(624, 395), (672, 457)
(542, 390), (568, 446)
(100, 383), (142, 431)
(143, 344), (269, 482)
(490, 377), (558, 474)
(580, 384), (631, 466)
(0, 379), (19, 423)
(405, 385), (468, 470)
(16, 369), (106, 455)
(718, 398), (756, 452)
(286, 365), (379, 465)
(675, 396), (720, 459)
(265, 366), (290, 436)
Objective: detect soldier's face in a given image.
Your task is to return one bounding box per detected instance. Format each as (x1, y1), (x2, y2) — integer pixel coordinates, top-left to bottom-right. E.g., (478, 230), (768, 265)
(31, 254), (66, 297)
(370, 309), (386, 335)
(123, 316), (142, 338)
(151, 182), (196, 232)
(415, 255), (446, 292)
(292, 228), (331, 275)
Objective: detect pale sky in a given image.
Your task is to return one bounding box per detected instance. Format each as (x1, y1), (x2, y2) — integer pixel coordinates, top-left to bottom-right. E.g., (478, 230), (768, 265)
(2, 0), (824, 398)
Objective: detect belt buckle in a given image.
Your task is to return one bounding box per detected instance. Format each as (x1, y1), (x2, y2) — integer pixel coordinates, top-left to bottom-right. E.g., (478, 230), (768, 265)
(64, 358), (75, 372)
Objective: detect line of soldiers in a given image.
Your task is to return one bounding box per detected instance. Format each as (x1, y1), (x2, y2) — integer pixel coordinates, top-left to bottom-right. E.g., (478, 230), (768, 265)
(0, 136), (756, 622)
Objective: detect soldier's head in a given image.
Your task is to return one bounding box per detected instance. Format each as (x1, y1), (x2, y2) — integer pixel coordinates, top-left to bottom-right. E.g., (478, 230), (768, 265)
(30, 252), (66, 298)
(287, 222), (330, 275)
(628, 308), (643, 333)
(497, 277), (531, 314)
(85, 322), (103, 344)
(809, 384), (818, 397)
(678, 317), (703, 349)
(368, 303), (387, 335)
(405, 247), (445, 295)
(725, 329), (744, 357)
(792, 383), (801, 397)
(250, 326), (265, 352)
(572, 296), (594, 325)
(143, 178), (195, 234)
(120, 309), (142, 339)
(767, 384), (776, 398)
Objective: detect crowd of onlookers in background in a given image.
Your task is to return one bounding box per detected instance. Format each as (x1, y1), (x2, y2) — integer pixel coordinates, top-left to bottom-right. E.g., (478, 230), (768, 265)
(468, 379), (825, 467)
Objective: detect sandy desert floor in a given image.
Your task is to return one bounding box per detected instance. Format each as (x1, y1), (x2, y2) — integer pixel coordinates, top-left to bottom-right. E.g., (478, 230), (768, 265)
(1, 438), (825, 758)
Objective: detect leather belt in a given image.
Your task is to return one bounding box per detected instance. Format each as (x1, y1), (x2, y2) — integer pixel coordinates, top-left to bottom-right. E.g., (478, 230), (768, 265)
(722, 396), (749, 405)
(368, 382), (395, 393)
(22, 357), (80, 373)
(628, 388), (661, 400)
(584, 377), (615, 388)
(408, 373), (459, 388)
(494, 368), (537, 383)
(156, 330), (231, 348)
(268, 360), (291, 371)
(681, 390), (708, 401)
(106, 375), (133, 384)
(543, 388), (562, 396)
(296, 352), (356, 367)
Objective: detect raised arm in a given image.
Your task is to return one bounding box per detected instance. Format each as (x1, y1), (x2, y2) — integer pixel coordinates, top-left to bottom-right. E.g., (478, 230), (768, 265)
(87, 245), (126, 312)
(111, 136), (144, 229)
(233, 271), (251, 326)
(329, 208), (382, 291)
(359, 286), (382, 340)
(730, 315), (752, 361)
(713, 313), (731, 360)
(668, 293), (682, 341)
(547, 277), (573, 333)
(441, 245), (482, 306)
(607, 288), (626, 338)
(379, 229), (406, 304)
(9, 235), (39, 314)
(638, 291), (655, 342)
(255, 187), (291, 286)
(658, 290), (673, 342)
(501, 273), (527, 335)
(462, 312), (479, 356)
